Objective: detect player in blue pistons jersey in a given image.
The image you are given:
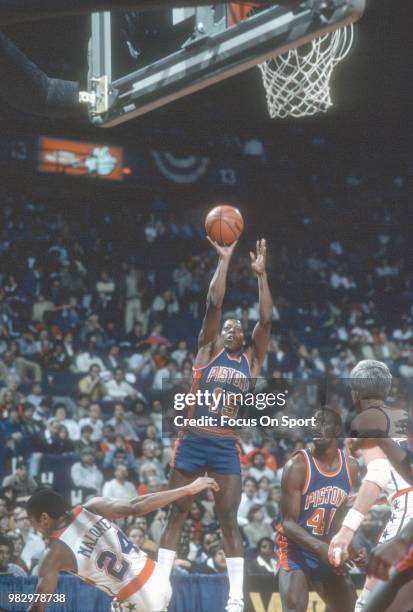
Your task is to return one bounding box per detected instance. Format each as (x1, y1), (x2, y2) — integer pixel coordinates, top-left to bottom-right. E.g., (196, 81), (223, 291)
(277, 408), (363, 612)
(187, 340), (253, 432)
(158, 237), (273, 612)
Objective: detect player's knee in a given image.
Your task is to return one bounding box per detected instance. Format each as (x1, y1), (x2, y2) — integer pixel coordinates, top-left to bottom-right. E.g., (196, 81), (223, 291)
(217, 502), (238, 521)
(216, 507), (239, 529)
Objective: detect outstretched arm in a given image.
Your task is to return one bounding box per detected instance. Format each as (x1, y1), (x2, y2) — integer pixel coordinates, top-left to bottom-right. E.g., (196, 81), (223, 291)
(249, 239), (272, 375)
(86, 476), (219, 519)
(197, 239), (237, 350)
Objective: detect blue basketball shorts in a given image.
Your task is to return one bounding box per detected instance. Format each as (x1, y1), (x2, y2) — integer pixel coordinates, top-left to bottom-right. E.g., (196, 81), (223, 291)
(170, 431), (241, 475)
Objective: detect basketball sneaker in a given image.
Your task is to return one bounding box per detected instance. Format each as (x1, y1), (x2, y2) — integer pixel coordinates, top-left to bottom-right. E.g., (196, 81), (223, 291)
(225, 597), (244, 612)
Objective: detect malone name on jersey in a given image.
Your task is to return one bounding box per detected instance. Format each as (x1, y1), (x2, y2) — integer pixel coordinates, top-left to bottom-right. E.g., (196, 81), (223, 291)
(77, 517), (112, 559)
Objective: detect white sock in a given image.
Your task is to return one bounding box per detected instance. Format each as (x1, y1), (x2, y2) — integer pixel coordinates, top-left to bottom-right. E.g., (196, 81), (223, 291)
(226, 557), (244, 600)
(355, 587), (371, 612)
(157, 547), (176, 579)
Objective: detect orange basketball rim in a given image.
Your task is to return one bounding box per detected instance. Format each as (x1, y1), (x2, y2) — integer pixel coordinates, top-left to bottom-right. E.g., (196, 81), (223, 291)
(227, 3), (258, 27)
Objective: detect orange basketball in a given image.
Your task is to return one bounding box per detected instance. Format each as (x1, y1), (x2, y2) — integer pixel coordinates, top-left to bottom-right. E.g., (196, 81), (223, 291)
(205, 205), (244, 246)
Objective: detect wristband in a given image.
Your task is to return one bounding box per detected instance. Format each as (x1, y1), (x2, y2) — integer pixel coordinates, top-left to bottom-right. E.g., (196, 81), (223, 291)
(342, 508), (365, 533)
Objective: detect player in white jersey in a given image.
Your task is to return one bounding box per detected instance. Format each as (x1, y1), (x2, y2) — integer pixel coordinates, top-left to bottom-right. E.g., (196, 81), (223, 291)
(26, 477), (219, 612)
(327, 359), (412, 611)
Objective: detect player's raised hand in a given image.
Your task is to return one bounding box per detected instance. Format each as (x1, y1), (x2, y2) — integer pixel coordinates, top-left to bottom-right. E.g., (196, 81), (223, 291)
(206, 236), (238, 260)
(367, 537), (409, 580)
(187, 476), (220, 495)
(250, 238), (267, 275)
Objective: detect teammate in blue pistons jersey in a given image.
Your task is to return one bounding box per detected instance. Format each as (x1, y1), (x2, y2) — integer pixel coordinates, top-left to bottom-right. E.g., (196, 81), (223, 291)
(277, 408), (364, 612)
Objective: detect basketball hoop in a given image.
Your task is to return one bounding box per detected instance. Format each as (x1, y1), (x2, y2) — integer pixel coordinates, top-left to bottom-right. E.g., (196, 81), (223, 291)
(258, 24), (354, 119)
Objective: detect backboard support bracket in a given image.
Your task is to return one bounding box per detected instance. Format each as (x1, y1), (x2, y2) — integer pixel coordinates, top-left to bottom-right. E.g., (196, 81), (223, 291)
(89, 75), (119, 115)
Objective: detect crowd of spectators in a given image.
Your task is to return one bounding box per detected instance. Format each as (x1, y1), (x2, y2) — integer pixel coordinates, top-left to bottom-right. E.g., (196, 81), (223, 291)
(0, 167), (411, 580)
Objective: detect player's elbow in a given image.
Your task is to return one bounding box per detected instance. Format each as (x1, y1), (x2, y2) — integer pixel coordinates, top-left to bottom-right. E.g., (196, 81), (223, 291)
(207, 295), (222, 310)
(259, 316), (272, 328)
(132, 500), (148, 517)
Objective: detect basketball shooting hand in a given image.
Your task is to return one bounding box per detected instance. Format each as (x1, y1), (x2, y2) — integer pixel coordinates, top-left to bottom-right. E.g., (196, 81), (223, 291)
(206, 236), (238, 260)
(328, 527), (353, 566)
(250, 238), (267, 275)
(187, 477), (220, 495)
(368, 537), (409, 580)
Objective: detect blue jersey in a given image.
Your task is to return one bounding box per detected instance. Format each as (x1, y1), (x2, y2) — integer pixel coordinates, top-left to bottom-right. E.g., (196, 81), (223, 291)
(185, 347), (252, 438)
(277, 447), (352, 573)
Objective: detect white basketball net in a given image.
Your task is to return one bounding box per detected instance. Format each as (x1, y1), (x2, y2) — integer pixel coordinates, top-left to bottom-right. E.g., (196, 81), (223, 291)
(258, 25), (354, 119)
